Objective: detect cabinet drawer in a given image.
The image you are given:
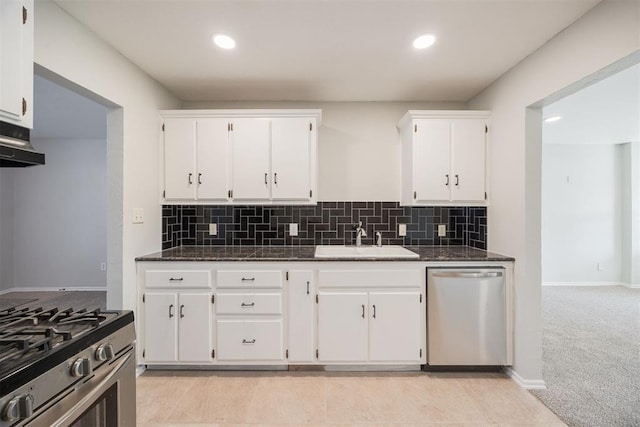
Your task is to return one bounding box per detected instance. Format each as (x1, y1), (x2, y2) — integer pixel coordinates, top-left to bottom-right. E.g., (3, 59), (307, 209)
(146, 270), (211, 288)
(216, 293), (282, 315)
(216, 319), (284, 361)
(318, 269), (420, 288)
(216, 270), (283, 288)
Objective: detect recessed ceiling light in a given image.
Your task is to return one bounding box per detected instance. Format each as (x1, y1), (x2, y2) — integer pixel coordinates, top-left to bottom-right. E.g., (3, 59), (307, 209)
(212, 34), (236, 50)
(544, 116), (562, 123)
(413, 34), (436, 49)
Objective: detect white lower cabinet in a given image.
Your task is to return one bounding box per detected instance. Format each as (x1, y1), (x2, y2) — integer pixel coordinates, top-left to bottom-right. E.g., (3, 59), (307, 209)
(138, 262), (430, 368)
(144, 291), (212, 363)
(287, 270), (315, 362)
(216, 319), (284, 361)
(368, 292), (422, 362)
(214, 268), (285, 363)
(317, 290), (422, 363)
(317, 292), (369, 362)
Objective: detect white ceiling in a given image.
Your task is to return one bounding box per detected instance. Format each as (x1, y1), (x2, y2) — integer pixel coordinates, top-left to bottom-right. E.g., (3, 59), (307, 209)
(543, 63), (640, 145)
(53, 0), (600, 102)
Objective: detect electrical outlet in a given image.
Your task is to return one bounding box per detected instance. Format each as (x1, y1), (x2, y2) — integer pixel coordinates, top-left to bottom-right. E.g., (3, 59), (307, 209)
(133, 208), (144, 224)
(209, 223), (217, 236)
(100, 262), (106, 271)
(398, 224), (407, 237)
(289, 223), (298, 236)
(438, 224), (447, 237)
(597, 262), (604, 271)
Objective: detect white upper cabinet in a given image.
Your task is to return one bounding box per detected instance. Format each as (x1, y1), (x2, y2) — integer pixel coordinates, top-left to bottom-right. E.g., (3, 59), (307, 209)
(230, 118), (271, 200)
(271, 118), (314, 201)
(163, 117), (229, 201)
(196, 118), (230, 200)
(0, 0), (33, 129)
(161, 110), (320, 205)
(399, 110), (490, 206)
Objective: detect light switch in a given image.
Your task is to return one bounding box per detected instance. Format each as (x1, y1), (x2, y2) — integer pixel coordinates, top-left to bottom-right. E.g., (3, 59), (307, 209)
(133, 208), (144, 224)
(209, 223), (217, 236)
(438, 224), (447, 237)
(398, 224), (407, 237)
(289, 223), (298, 236)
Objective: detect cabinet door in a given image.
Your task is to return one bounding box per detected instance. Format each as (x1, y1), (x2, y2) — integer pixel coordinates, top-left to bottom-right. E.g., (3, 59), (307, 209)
(196, 118), (229, 200)
(451, 119), (486, 202)
(164, 118), (196, 200)
(369, 292), (422, 362)
(413, 119), (451, 202)
(271, 118), (312, 201)
(177, 293), (212, 362)
(231, 118), (271, 200)
(287, 270), (315, 362)
(0, 0), (32, 127)
(144, 292), (178, 363)
(216, 319), (284, 361)
(317, 291), (368, 362)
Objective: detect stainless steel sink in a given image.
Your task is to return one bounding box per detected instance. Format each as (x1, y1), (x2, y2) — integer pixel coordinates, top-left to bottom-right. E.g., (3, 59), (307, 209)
(314, 245), (419, 259)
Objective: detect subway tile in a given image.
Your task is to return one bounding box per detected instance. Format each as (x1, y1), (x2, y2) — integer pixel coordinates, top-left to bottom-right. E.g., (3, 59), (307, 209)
(161, 203), (487, 250)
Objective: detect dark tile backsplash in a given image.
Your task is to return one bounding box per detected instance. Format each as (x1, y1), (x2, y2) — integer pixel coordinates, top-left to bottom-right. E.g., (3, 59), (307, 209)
(162, 202), (487, 250)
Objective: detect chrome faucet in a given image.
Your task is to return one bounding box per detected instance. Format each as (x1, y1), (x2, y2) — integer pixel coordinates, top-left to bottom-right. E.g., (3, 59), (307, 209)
(354, 221), (367, 246)
(375, 231), (382, 247)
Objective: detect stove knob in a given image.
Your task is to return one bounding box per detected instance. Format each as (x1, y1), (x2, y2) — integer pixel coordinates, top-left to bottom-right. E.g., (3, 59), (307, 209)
(71, 357), (93, 378)
(2, 394), (34, 421)
(95, 344), (115, 361)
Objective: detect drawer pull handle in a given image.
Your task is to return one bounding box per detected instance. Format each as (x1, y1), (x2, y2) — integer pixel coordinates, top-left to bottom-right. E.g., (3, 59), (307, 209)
(361, 304), (365, 318)
(169, 304), (174, 318)
(241, 302), (255, 307)
(241, 277), (255, 282)
(242, 339), (256, 344)
(372, 304), (376, 319)
(179, 304), (185, 318)
(306, 281), (310, 295)
(169, 277), (183, 282)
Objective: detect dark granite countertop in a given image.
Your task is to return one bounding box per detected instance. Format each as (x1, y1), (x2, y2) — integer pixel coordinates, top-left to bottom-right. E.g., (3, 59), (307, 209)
(136, 245), (514, 262)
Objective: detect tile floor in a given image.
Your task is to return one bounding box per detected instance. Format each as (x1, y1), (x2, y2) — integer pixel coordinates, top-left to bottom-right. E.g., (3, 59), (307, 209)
(136, 370), (565, 426)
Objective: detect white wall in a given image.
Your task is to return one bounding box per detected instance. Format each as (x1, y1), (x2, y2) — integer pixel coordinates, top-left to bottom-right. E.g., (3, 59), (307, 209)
(622, 142), (640, 286)
(542, 144), (623, 284)
(0, 170), (14, 292)
(183, 101), (464, 201)
(468, 0), (640, 384)
(11, 138), (107, 289)
(34, 0), (180, 309)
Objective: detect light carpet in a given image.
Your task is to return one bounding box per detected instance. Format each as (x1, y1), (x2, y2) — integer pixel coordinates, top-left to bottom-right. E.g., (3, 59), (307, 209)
(531, 286), (640, 426)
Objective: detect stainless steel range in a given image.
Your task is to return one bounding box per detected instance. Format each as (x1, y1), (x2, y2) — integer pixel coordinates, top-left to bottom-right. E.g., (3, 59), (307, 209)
(0, 305), (136, 426)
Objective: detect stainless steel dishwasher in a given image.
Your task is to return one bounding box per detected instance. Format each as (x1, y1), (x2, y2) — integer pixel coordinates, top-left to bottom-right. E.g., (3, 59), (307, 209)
(427, 268), (507, 366)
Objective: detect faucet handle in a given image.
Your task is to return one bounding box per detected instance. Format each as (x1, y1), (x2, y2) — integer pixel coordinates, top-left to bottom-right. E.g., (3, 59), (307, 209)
(375, 231), (382, 246)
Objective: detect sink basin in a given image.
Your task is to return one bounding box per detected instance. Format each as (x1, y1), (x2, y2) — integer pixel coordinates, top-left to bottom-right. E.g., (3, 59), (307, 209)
(314, 245), (419, 259)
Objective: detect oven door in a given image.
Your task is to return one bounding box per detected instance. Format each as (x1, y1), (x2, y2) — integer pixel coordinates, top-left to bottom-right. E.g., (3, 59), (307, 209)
(27, 347), (136, 427)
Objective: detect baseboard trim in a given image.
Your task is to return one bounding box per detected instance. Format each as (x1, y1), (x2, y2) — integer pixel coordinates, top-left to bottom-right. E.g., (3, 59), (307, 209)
(622, 283), (640, 289)
(136, 366), (146, 377)
(505, 367), (546, 390)
(542, 282), (625, 287)
(0, 286), (107, 294)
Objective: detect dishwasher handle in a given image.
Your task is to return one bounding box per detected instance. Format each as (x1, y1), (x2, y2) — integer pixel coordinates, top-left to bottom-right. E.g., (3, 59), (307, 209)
(431, 271), (503, 279)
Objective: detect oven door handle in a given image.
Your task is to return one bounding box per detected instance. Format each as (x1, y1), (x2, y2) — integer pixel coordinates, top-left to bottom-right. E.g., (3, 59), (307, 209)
(51, 350), (134, 427)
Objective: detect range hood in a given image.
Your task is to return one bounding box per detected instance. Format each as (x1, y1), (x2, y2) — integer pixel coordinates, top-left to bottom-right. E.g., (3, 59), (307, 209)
(0, 121), (45, 167)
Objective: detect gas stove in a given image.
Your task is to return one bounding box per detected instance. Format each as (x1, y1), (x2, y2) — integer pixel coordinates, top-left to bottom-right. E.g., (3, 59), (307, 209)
(0, 304), (136, 426)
